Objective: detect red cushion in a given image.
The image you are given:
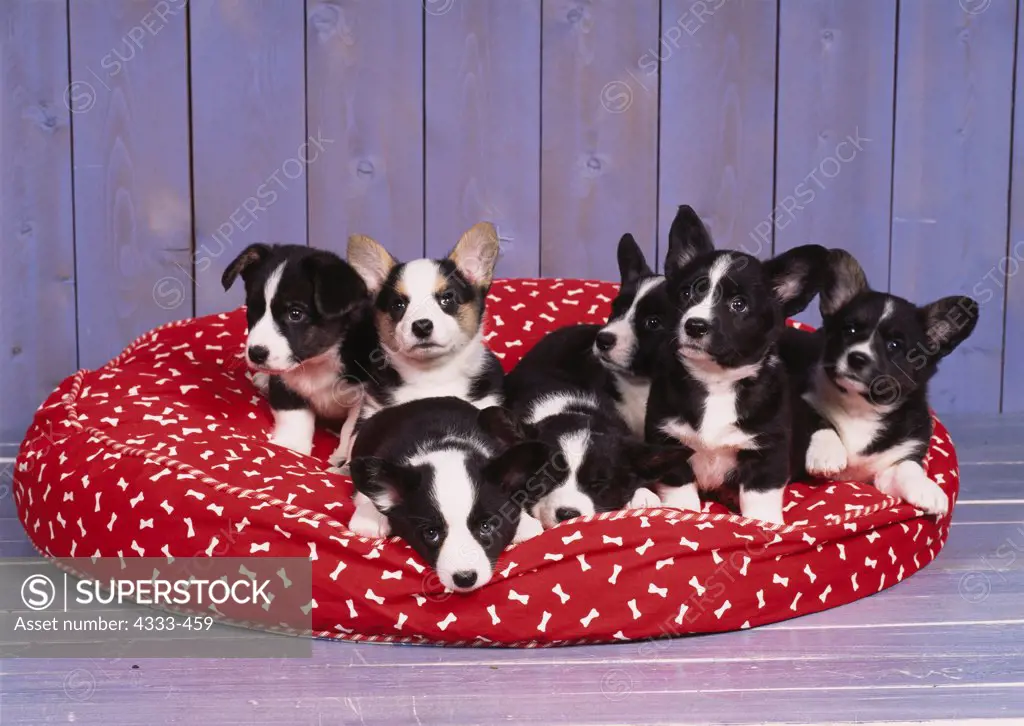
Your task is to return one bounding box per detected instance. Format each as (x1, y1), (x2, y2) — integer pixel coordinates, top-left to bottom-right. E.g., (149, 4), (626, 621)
(14, 279), (959, 646)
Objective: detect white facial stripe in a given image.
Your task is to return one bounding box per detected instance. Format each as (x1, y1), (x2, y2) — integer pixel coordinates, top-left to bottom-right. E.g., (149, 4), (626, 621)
(526, 392), (599, 424)
(881, 299), (894, 322)
(682, 255), (733, 330)
(532, 430), (596, 528)
(414, 448), (492, 591)
(599, 277), (664, 369)
(248, 262), (293, 370)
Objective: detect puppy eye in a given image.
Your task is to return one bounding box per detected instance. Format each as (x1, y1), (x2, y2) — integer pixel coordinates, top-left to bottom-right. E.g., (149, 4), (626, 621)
(391, 299), (407, 314)
(423, 527), (442, 546)
(842, 323), (858, 336)
(478, 520), (493, 536)
(286, 307), (306, 323)
(729, 296), (748, 313)
(680, 287), (692, 302)
(886, 339), (903, 353)
(643, 316), (662, 331)
(438, 290), (457, 310)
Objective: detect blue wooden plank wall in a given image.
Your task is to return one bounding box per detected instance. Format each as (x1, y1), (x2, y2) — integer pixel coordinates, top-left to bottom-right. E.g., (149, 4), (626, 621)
(2, 0), (1024, 440)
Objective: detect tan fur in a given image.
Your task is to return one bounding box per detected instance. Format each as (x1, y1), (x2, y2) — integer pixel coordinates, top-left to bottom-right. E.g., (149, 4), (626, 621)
(448, 222), (500, 288)
(455, 300), (482, 339)
(348, 234), (398, 294)
(820, 248), (869, 316)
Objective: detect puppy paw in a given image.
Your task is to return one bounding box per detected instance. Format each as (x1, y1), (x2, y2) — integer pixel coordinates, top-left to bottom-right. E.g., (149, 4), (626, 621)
(740, 487), (785, 525)
(897, 469), (949, 516)
(269, 431), (312, 456)
(513, 513), (544, 543)
(348, 501), (391, 539)
(328, 447), (349, 471)
(327, 462), (351, 477)
(657, 483), (702, 512)
(805, 429), (848, 478)
(627, 487), (660, 510)
(251, 371), (270, 395)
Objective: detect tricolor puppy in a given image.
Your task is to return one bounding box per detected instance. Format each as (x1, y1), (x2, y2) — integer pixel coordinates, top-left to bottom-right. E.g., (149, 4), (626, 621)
(504, 326), (690, 529)
(344, 223), (505, 427)
(222, 244), (369, 461)
(592, 228), (678, 436)
(348, 397), (545, 592)
(785, 249), (979, 516)
(645, 219), (828, 524)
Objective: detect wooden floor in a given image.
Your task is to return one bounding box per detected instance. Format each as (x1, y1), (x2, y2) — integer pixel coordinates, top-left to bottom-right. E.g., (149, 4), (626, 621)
(1, 415), (1023, 725)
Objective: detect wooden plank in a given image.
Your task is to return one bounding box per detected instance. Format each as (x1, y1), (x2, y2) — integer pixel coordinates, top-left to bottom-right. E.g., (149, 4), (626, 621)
(541, 0), (658, 280)
(306, 0), (423, 262)
(774, 0), (896, 327)
(425, 0), (540, 275)
(658, 0), (777, 261)
(70, 0), (192, 369)
(191, 0), (307, 315)
(0, 0), (76, 441)
(1002, 0), (1024, 413)
(890, 0), (1016, 413)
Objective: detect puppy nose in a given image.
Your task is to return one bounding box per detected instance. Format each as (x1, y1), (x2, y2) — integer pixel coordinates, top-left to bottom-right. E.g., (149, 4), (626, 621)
(847, 352), (870, 371)
(451, 571), (478, 589)
(411, 319), (434, 339)
(684, 318), (710, 339)
(247, 345), (269, 365)
(555, 507), (581, 522)
(595, 331), (617, 352)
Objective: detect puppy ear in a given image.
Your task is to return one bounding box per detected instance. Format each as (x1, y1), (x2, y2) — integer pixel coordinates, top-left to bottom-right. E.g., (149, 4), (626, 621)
(477, 406), (527, 449)
(349, 457), (417, 513)
(763, 244), (830, 318)
(221, 243), (271, 291)
(305, 254), (368, 319)
(483, 441), (552, 495)
(449, 222), (501, 288)
(617, 234), (653, 285)
(347, 234), (398, 295)
(664, 205), (714, 276)
(819, 248), (869, 317)
(624, 441), (692, 483)
(918, 296), (980, 360)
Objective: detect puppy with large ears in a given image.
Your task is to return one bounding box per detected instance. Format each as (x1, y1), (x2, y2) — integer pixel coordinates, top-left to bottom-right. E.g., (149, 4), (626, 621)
(645, 209), (828, 524)
(348, 397), (544, 592)
(343, 223), (505, 422)
(221, 244), (370, 460)
(785, 249), (979, 516)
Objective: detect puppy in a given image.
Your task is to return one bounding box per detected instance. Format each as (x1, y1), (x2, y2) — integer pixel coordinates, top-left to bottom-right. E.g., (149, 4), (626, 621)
(348, 397), (545, 592)
(784, 249), (979, 516)
(343, 223), (504, 429)
(504, 325), (690, 529)
(645, 216), (828, 524)
(592, 228), (678, 436)
(222, 244), (369, 461)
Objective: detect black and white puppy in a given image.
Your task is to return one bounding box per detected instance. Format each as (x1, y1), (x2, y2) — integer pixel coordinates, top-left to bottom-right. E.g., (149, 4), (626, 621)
(348, 397), (545, 592)
(504, 325), (690, 529)
(645, 219), (828, 524)
(784, 249), (979, 515)
(222, 244), (369, 461)
(344, 222), (505, 428)
(592, 230), (677, 436)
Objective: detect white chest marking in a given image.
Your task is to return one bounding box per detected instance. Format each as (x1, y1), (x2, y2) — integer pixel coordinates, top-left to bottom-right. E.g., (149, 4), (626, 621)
(526, 392), (598, 425)
(279, 349), (354, 420)
(659, 361), (761, 492)
(613, 374), (650, 438)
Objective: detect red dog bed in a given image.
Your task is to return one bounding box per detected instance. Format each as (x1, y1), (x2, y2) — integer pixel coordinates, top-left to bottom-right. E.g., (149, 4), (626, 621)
(14, 279), (959, 646)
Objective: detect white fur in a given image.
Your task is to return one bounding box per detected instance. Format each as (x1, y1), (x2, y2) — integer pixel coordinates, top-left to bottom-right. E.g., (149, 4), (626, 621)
(597, 277), (663, 371)
(531, 430), (596, 529)
(681, 256), (732, 332)
(348, 491), (391, 538)
(627, 487), (661, 509)
(656, 481), (701, 512)
(392, 260), (467, 358)
(875, 460), (949, 515)
(412, 448), (493, 591)
(612, 374), (651, 439)
(740, 487), (785, 524)
(513, 512), (544, 543)
(328, 405), (362, 471)
(805, 428), (848, 477)
(804, 368), (918, 482)
(247, 263), (292, 371)
(526, 392), (598, 425)
(269, 408), (316, 456)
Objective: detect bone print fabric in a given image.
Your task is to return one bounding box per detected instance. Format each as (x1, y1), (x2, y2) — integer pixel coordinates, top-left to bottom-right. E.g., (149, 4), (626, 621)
(14, 279), (959, 646)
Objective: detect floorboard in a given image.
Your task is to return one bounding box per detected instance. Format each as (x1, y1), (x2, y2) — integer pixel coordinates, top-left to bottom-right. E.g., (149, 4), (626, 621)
(0, 413), (1021, 724)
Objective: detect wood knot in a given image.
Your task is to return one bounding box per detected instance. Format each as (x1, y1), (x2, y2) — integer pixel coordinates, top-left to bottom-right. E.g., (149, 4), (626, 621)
(308, 2), (340, 39)
(821, 29), (834, 43)
(355, 160), (375, 179)
(586, 157), (602, 172)
(11, 346), (22, 357)
(566, 6), (584, 24)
